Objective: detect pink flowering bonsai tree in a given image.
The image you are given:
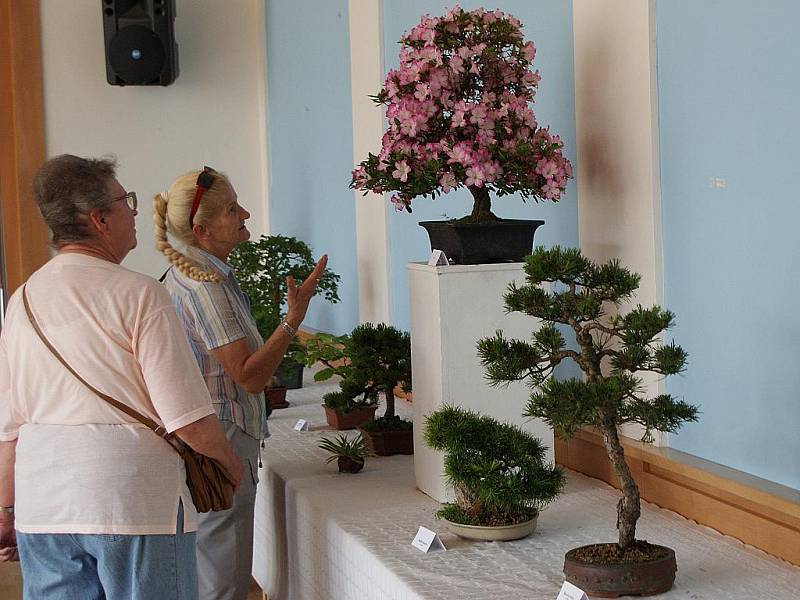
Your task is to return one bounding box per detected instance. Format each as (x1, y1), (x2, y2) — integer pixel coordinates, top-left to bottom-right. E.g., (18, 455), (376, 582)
(351, 6), (573, 223)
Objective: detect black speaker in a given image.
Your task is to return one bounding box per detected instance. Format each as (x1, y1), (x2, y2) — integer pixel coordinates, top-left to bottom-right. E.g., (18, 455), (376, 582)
(102, 0), (179, 86)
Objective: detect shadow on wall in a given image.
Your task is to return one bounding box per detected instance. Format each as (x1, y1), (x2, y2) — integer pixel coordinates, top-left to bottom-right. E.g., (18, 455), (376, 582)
(579, 40), (627, 240)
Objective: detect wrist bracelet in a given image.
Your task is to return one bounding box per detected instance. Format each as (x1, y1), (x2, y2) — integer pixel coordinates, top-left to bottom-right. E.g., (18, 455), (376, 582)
(0, 506), (13, 514)
(280, 320), (297, 337)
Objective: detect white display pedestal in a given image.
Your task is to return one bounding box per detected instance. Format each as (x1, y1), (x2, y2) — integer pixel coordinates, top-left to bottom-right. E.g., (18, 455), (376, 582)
(408, 262), (554, 503)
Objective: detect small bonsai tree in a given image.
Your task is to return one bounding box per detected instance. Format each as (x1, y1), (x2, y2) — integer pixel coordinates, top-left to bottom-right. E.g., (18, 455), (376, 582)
(228, 235), (341, 337)
(294, 324), (412, 425)
(477, 246), (698, 552)
(319, 433), (374, 473)
(346, 323), (412, 432)
(351, 6), (572, 221)
(291, 332), (352, 383)
(424, 405), (564, 527)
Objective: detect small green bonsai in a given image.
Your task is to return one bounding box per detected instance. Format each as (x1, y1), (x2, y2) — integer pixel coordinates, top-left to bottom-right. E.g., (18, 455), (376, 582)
(229, 234), (341, 338)
(295, 323), (412, 429)
(345, 323), (412, 433)
(291, 332), (352, 382)
(477, 246), (698, 553)
(319, 432), (374, 473)
(424, 405), (564, 527)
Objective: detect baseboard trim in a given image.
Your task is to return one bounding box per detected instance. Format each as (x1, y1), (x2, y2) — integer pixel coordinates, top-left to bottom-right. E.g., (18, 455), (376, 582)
(555, 429), (800, 566)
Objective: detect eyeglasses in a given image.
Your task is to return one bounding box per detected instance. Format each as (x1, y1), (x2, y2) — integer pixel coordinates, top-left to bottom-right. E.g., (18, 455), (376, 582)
(189, 166), (217, 228)
(112, 191), (138, 211)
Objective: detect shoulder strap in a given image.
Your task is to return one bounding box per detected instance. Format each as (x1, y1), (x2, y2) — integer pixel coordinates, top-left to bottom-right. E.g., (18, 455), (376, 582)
(22, 285), (181, 452)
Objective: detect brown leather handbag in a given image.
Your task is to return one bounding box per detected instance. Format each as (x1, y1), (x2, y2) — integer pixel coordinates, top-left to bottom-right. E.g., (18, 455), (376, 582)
(22, 286), (234, 513)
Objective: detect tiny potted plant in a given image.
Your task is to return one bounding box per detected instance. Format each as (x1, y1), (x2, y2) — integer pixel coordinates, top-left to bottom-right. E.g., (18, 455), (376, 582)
(351, 6), (572, 264)
(477, 246), (698, 597)
(348, 323), (413, 456)
(229, 235), (341, 406)
(319, 432), (374, 474)
(424, 405), (564, 541)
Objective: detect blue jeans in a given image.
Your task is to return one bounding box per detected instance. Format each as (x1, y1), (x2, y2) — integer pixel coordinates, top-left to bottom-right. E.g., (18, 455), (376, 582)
(16, 501), (197, 600)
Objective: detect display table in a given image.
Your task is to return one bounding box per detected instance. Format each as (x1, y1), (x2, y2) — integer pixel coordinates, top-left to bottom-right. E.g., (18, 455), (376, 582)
(252, 377), (800, 600)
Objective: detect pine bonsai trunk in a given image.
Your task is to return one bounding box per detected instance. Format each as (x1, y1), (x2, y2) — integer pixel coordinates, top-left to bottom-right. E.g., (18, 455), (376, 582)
(467, 186), (499, 223)
(384, 389), (395, 419)
(600, 416), (641, 550)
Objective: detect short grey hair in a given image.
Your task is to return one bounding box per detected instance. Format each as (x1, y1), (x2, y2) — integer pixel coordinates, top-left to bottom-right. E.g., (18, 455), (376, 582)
(33, 154), (118, 246)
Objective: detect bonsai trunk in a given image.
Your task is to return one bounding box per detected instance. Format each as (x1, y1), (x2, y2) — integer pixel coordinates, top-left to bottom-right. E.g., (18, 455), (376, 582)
(384, 390), (395, 419)
(600, 415), (641, 550)
(467, 186), (499, 223)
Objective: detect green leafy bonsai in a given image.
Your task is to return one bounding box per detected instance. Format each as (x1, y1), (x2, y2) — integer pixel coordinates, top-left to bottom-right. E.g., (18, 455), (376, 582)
(477, 246), (698, 551)
(228, 234), (341, 338)
(424, 405), (564, 527)
(291, 332), (352, 383)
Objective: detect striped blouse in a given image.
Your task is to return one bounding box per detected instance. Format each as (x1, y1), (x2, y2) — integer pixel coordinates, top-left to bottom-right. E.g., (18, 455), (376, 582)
(163, 246), (268, 440)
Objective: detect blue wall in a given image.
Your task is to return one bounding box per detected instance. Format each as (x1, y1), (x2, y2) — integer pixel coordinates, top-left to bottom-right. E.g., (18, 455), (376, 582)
(657, 0), (800, 489)
(381, 1), (579, 331)
(265, 0), (358, 335)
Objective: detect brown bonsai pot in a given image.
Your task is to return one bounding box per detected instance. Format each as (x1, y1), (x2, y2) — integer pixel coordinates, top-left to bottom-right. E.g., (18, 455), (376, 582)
(563, 543), (677, 598)
(337, 457), (365, 473)
(265, 386), (289, 409)
(323, 405), (377, 430)
(359, 427), (414, 456)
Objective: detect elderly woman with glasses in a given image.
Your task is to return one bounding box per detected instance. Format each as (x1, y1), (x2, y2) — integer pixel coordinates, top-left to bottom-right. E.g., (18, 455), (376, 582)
(153, 167), (327, 600)
(0, 155), (244, 599)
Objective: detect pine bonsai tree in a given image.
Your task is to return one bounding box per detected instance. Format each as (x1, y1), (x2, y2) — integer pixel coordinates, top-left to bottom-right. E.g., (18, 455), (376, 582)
(424, 405), (564, 529)
(477, 246), (698, 551)
(346, 323), (412, 429)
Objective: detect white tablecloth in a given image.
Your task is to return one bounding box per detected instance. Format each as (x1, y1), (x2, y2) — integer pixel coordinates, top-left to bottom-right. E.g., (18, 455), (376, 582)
(253, 377), (800, 600)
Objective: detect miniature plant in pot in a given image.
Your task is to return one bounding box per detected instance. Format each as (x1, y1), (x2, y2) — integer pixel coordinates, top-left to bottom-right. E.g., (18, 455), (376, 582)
(229, 234), (340, 400)
(319, 432), (374, 474)
(319, 389), (378, 431)
(348, 323), (413, 456)
(424, 405), (564, 541)
(351, 6), (572, 264)
(291, 332), (378, 430)
(477, 246), (698, 597)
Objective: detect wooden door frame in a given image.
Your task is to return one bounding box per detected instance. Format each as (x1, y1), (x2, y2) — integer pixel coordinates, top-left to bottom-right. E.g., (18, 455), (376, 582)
(0, 0), (49, 296)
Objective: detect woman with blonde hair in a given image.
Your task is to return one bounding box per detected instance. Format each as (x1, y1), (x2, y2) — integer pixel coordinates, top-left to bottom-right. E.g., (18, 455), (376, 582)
(153, 167), (327, 600)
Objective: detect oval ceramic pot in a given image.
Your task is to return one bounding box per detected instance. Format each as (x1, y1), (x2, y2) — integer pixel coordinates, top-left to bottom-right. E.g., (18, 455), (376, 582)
(419, 219), (545, 265)
(563, 544), (677, 598)
(443, 516), (537, 542)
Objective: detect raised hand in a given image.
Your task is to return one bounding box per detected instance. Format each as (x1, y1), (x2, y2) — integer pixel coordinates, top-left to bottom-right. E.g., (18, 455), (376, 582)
(285, 255), (328, 328)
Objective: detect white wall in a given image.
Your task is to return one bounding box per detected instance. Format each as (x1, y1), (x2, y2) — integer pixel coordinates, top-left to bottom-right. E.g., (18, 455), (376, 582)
(573, 0), (665, 444)
(348, 0), (390, 325)
(40, 0), (270, 277)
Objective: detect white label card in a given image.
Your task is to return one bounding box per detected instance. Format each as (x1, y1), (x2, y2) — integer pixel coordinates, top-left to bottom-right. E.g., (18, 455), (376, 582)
(427, 249), (449, 266)
(556, 581), (588, 600)
(293, 419), (309, 432)
(411, 526), (447, 553)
